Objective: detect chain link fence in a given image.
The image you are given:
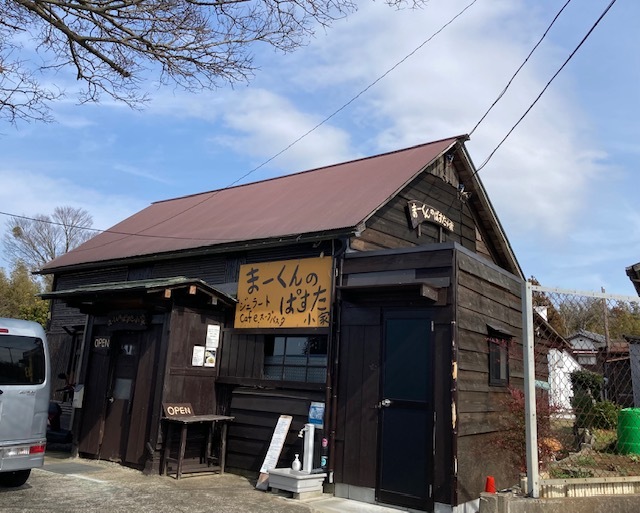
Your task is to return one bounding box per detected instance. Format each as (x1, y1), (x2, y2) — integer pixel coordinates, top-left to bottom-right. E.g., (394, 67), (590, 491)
(524, 285), (640, 495)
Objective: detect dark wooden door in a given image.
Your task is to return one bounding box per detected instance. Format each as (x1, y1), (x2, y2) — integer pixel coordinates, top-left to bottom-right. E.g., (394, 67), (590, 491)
(100, 332), (140, 462)
(78, 328), (112, 456)
(377, 311), (433, 511)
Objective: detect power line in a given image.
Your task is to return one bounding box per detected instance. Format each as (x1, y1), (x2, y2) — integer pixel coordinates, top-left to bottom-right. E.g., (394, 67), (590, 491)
(0, 211), (237, 242)
(472, 0), (618, 176)
(0, 0), (480, 245)
(468, 0), (573, 137)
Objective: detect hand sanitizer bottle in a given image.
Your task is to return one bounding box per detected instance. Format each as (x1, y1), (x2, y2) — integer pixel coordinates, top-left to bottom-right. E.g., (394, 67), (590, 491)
(291, 453), (301, 471)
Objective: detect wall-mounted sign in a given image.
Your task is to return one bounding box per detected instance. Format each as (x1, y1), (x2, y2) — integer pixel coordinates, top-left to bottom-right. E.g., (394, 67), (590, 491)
(107, 310), (148, 331)
(407, 200), (455, 232)
(235, 257), (332, 329)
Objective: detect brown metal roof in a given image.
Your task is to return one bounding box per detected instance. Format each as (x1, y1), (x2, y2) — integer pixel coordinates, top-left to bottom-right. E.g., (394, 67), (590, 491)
(42, 137), (463, 271)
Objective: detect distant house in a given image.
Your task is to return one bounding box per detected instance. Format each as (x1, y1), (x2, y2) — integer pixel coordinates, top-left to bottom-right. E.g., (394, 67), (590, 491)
(533, 309), (580, 412)
(566, 329), (633, 406)
(40, 136), (527, 513)
(566, 329), (606, 367)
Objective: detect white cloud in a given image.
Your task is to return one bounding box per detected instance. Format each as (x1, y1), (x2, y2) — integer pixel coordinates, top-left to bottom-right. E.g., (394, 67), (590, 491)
(209, 88), (355, 174)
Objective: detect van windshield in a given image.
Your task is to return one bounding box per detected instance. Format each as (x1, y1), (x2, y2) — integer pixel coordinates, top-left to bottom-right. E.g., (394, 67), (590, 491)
(0, 336), (46, 385)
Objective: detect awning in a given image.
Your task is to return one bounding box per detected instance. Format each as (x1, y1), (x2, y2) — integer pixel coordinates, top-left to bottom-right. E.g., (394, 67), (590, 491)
(41, 276), (237, 307)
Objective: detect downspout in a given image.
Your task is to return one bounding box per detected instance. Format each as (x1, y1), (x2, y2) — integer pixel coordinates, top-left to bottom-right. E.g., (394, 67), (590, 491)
(325, 236), (348, 483)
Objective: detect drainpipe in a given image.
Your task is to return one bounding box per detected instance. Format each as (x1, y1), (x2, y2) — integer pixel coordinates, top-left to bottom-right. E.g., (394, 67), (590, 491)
(325, 236), (348, 483)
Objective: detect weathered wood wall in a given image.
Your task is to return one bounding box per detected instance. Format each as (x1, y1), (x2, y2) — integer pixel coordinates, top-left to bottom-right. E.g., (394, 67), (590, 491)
(163, 306), (225, 415)
(225, 387), (325, 473)
(336, 247), (455, 505)
(454, 249), (523, 503)
(351, 163), (479, 257)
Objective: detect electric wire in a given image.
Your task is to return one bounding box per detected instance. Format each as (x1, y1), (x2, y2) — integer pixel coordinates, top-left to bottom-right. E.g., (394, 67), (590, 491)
(472, 0), (618, 176)
(468, 0), (573, 137)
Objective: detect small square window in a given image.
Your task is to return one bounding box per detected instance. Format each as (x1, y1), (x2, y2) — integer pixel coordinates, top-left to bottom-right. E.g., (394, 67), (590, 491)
(489, 336), (510, 386)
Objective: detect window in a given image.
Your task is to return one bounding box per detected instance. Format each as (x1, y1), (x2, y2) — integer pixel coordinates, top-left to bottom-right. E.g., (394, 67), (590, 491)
(264, 335), (327, 383)
(489, 336), (510, 386)
(0, 336), (46, 385)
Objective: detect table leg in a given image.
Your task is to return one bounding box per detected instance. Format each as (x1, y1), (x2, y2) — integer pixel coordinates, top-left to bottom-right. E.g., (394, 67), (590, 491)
(206, 422), (213, 467)
(220, 422), (228, 474)
(177, 424), (188, 480)
(162, 422), (174, 476)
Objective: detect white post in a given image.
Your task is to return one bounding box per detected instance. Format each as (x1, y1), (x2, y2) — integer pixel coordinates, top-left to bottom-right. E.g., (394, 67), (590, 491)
(522, 280), (539, 497)
(302, 423), (315, 473)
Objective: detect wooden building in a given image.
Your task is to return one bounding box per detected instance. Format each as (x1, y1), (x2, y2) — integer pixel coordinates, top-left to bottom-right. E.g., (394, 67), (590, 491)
(40, 135), (527, 513)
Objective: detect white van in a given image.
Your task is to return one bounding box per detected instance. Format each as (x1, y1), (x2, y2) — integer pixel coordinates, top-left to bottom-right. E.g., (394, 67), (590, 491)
(0, 318), (50, 487)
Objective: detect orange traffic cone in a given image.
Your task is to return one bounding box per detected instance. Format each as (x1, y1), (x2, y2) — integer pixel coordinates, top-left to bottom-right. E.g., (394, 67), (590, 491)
(485, 475), (497, 493)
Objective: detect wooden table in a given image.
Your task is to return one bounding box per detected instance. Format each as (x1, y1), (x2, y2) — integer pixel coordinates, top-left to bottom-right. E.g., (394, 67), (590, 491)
(161, 414), (234, 479)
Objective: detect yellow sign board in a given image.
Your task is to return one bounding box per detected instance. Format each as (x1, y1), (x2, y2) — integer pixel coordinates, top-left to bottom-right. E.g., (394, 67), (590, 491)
(235, 257), (333, 328)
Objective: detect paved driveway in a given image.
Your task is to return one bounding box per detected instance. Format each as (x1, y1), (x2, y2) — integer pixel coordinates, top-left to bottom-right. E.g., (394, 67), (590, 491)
(0, 452), (314, 513)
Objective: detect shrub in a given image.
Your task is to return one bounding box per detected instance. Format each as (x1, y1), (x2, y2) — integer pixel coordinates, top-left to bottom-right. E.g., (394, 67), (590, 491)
(493, 387), (560, 472)
(591, 401), (620, 430)
(570, 370), (603, 399)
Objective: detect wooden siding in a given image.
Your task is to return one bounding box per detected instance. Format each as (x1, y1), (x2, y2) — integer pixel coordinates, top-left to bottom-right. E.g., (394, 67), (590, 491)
(334, 303), (381, 488)
(337, 247), (455, 505)
(163, 306), (224, 415)
(218, 332), (264, 380)
(353, 167), (479, 256)
(454, 249), (523, 503)
(152, 254), (226, 283)
(225, 387), (325, 473)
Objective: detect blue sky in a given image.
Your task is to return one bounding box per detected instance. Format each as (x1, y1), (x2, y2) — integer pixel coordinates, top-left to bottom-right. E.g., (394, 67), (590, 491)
(1, 0), (639, 295)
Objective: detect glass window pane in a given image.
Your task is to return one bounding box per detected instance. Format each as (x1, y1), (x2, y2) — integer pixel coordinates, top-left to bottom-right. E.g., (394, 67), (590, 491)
(263, 336), (327, 383)
(113, 377), (133, 400)
(272, 337), (286, 356)
(0, 336), (46, 385)
(286, 337), (308, 355)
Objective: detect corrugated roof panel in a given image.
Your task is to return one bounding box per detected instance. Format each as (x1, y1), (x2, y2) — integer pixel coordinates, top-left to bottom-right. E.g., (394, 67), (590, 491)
(42, 137), (461, 271)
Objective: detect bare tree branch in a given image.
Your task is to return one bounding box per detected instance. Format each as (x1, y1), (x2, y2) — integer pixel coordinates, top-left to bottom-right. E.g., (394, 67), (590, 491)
(0, 0), (426, 123)
(3, 206), (94, 276)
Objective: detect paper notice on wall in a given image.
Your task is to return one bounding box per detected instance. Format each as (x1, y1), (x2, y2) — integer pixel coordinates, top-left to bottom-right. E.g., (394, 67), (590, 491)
(308, 401), (325, 429)
(206, 324), (220, 349)
(191, 346), (205, 366)
(204, 349), (216, 367)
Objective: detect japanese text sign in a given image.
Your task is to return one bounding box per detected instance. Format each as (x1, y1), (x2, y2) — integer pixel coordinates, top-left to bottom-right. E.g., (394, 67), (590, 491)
(407, 200), (454, 232)
(235, 257), (333, 328)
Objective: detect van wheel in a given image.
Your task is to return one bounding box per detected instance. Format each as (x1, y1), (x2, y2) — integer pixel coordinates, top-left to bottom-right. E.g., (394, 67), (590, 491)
(0, 469), (31, 487)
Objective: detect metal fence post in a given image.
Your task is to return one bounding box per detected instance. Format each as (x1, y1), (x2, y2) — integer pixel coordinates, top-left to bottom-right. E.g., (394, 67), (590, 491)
(522, 280), (539, 497)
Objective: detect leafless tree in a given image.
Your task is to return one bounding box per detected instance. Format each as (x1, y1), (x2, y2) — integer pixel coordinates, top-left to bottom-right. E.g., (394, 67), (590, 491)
(0, 0), (424, 124)
(3, 206), (94, 278)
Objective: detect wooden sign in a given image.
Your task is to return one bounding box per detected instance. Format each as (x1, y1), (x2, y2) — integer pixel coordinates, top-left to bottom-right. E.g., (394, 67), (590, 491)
(107, 310), (148, 331)
(163, 403), (194, 418)
(407, 200), (455, 232)
(235, 257), (332, 329)
(255, 415), (293, 490)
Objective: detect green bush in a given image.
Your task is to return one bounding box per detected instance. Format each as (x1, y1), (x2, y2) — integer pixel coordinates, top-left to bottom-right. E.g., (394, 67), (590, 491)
(591, 401), (620, 430)
(570, 369), (604, 399)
